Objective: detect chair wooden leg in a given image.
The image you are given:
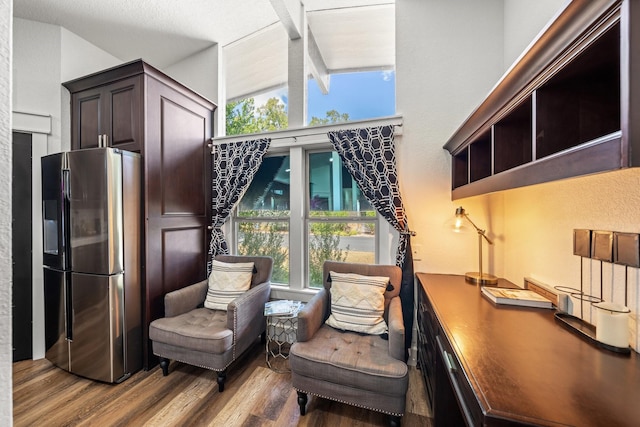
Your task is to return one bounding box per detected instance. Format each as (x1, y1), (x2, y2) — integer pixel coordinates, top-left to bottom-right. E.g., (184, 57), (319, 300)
(297, 391), (308, 416)
(159, 358), (170, 376)
(217, 370), (227, 392)
(389, 415), (401, 427)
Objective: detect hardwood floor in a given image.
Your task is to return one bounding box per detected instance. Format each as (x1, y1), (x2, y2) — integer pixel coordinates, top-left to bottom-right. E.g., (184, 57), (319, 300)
(13, 342), (433, 427)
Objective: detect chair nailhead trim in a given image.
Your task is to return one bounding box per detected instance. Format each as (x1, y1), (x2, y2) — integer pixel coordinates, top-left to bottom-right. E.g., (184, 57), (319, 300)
(294, 387), (404, 417)
(153, 352), (234, 371)
(232, 309), (237, 360)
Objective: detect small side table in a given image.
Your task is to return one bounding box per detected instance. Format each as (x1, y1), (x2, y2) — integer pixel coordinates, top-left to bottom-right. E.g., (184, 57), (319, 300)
(265, 301), (302, 372)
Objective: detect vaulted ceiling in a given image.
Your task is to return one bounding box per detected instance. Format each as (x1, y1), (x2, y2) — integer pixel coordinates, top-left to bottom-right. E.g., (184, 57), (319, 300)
(14, 0), (395, 100)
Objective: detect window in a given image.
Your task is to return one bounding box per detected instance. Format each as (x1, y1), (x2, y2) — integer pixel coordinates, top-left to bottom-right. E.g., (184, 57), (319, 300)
(221, 5), (395, 137)
(236, 155), (290, 284)
(232, 148), (378, 289)
(308, 71), (396, 126)
(226, 87), (289, 136)
(307, 151), (376, 287)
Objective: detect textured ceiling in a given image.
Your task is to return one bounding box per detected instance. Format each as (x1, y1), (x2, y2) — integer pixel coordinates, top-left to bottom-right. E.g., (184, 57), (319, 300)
(14, 0), (395, 68)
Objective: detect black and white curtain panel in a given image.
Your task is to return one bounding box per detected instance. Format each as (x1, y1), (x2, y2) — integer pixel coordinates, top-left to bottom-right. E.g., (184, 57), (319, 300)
(328, 125), (415, 361)
(208, 138), (271, 272)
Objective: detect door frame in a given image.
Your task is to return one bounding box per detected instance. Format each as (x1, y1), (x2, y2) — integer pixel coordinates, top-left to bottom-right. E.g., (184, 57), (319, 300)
(12, 131), (33, 361)
(13, 111), (50, 360)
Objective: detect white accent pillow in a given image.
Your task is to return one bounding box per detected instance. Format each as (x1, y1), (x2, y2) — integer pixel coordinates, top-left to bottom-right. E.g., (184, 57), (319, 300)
(326, 271), (389, 335)
(204, 260), (255, 311)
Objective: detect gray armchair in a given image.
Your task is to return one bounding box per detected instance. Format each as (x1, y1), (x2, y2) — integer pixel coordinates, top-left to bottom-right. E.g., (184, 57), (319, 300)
(290, 261), (408, 427)
(148, 255), (272, 392)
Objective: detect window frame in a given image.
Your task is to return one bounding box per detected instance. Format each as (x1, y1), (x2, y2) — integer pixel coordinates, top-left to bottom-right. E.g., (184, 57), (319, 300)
(221, 117), (402, 300)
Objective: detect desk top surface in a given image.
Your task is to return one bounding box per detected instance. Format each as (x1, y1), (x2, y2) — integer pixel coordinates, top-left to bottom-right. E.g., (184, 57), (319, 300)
(417, 273), (640, 427)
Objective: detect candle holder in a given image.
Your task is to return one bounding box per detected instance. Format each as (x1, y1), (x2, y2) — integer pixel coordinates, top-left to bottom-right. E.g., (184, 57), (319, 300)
(553, 291), (631, 355)
(593, 301), (631, 349)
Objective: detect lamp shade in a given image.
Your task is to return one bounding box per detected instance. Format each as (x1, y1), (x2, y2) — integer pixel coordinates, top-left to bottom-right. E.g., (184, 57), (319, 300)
(447, 206), (473, 233)
(448, 206), (497, 285)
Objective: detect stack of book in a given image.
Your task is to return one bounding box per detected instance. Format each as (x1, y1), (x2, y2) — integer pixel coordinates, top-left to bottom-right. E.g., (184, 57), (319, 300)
(481, 286), (554, 309)
(264, 300), (303, 317)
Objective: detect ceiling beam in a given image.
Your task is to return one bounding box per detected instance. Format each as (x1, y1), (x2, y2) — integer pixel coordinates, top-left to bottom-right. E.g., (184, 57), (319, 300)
(270, 0), (329, 95)
(269, 0), (302, 40)
(307, 28), (330, 95)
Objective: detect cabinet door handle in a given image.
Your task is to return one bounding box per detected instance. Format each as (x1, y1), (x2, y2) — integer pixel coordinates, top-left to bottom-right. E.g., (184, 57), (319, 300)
(444, 350), (457, 373)
(437, 335), (475, 425)
(97, 134), (108, 147)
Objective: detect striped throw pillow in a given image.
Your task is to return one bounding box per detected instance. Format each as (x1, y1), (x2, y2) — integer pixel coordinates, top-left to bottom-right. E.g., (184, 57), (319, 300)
(326, 271), (389, 335)
(204, 260), (255, 311)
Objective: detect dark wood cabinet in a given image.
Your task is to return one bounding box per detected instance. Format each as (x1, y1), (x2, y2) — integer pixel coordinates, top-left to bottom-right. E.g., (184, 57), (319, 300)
(416, 273), (640, 426)
(69, 76), (143, 152)
(416, 281), (435, 410)
(63, 60), (216, 369)
(444, 0), (639, 199)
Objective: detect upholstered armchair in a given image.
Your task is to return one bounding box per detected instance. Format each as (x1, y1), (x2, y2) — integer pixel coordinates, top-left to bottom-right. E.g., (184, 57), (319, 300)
(290, 261), (408, 427)
(149, 255), (272, 392)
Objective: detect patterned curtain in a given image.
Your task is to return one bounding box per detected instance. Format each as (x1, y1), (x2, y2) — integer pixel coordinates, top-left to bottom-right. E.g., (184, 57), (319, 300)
(328, 125), (414, 361)
(208, 138), (271, 272)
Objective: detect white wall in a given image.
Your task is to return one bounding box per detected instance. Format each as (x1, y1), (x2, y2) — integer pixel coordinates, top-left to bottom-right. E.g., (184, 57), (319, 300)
(396, 0), (506, 277)
(165, 44), (221, 135)
(61, 28), (121, 83)
(164, 44), (219, 106)
(13, 18), (62, 153)
(0, 0), (12, 423)
(500, 164), (640, 350)
(503, 0), (568, 68)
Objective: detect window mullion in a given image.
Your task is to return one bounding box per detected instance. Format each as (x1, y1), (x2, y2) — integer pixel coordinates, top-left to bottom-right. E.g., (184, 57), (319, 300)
(288, 146), (305, 290)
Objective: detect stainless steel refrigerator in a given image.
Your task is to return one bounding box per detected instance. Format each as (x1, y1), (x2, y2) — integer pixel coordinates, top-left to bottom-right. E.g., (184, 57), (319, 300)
(42, 147), (142, 383)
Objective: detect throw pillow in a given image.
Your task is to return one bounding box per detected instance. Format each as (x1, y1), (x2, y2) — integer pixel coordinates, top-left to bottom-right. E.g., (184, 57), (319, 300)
(204, 260), (255, 311)
(326, 271), (389, 335)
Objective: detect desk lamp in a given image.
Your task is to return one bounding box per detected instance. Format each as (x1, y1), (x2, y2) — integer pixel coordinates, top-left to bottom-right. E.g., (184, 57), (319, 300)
(451, 206), (497, 285)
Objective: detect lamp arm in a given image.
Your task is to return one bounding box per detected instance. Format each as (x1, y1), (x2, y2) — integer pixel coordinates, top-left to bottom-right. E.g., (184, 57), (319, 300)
(463, 214), (494, 245)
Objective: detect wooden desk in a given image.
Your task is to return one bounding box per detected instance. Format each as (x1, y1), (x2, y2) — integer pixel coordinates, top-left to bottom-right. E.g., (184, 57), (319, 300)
(416, 273), (640, 427)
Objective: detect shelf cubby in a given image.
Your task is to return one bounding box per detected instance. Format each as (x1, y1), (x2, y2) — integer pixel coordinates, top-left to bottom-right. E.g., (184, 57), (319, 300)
(535, 22), (620, 159)
(494, 97), (532, 174)
(444, 0), (637, 200)
(452, 148), (469, 189)
(469, 131), (492, 183)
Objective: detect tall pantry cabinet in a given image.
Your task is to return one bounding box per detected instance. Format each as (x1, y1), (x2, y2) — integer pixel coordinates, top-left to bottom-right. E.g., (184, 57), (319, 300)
(63, 59), (216, 369)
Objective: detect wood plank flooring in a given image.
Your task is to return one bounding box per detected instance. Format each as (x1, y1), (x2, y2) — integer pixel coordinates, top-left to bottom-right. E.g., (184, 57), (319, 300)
(13, 342), (433, 427)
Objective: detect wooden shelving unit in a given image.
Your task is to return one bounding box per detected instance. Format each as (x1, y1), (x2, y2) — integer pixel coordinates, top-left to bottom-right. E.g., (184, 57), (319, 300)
(444, 0), (638, 200)
(494, 98), (531, 174)
(469, 130), (492, 183)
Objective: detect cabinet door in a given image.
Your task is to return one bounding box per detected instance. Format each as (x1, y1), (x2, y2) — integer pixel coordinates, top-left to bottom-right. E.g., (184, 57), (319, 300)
(142, 76), (213, 368)
(70, 76), (143, 152)
(71, 86), (103, 150)
(105, 76), (143, 152)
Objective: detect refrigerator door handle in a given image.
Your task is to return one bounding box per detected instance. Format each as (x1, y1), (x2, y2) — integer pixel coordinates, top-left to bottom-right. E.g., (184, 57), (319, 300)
(62, 169), (70, 265)
(66, 274), (73, 342)
(62, 168), (70, 199)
